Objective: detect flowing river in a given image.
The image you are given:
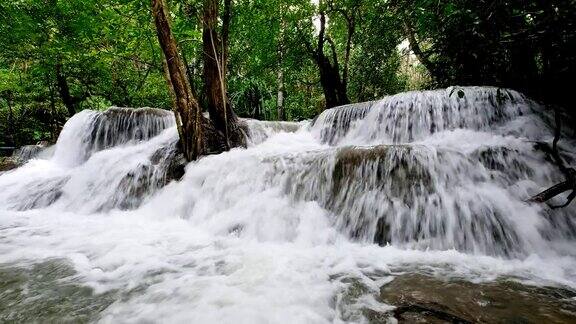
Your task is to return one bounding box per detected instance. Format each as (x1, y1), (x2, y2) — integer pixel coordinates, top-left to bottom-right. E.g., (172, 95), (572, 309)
(0, 87), (575, 322)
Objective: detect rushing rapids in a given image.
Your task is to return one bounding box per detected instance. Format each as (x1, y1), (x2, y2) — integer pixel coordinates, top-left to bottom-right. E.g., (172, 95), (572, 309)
(0, 87), (575, 322)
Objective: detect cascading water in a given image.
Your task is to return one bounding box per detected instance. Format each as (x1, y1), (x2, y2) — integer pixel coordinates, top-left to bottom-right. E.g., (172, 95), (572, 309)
(0, 107), (178, 212)
(0, 87), (575, 322)
(11, 143), (49, 163)
(53, 107), (175, 167)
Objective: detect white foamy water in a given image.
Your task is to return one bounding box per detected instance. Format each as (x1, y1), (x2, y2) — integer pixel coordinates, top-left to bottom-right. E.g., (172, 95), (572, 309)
(0, 87), (575, 322)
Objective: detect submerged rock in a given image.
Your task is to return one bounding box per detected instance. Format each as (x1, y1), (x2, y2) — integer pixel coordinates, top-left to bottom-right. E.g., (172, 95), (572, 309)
(0, 260), (114, 323)
(7, 176), (69, 211)
(274, 143), (532, 256)
(12, 144), (44, 163)
(369, 274), (576, 323)
(332, 145), (433, 202)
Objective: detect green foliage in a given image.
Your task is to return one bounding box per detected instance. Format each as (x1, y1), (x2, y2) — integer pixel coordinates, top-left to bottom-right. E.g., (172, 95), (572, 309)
(227, 0), (409, 119)
(1, 0), (573, 146)
(346, 0), (407, 101)
(0, 0), (171, 146)
(396, 0), (576, 110)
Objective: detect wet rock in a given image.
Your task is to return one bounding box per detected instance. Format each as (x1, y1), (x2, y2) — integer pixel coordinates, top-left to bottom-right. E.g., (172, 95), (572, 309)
(330, 145), (435, 243)
(101, 143), (187, 211)
(110, 164), (155, 210)
(0, 157), (18, 172)
(274, 144), (527, 255)
(332, 145), (433, 202)
(312, 100), (375, 144)
(471, 146), (536, 184)
(149, 143), (186, 182)
(311, 87), (539, 145)
(373, 274), (576, 323)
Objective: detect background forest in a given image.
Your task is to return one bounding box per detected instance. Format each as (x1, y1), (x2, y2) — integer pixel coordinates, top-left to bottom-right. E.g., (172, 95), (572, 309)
(1, 0), (575, 147)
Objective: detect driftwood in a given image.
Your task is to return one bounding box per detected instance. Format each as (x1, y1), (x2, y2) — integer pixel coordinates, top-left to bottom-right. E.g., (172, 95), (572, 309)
(528, 106), (575, 208)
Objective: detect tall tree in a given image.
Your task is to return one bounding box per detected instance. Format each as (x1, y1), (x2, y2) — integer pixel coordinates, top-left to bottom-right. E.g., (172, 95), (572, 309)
(152, 0), (205, 160)
(391, 0), (576, 113)
(55, 62), (88, 117)
(306, 5), (349, 109)
(202, 0), (244, 149)
(276, 9), (286, 121)
(301, 0), (364, 109)
(152, 0), (245, 161)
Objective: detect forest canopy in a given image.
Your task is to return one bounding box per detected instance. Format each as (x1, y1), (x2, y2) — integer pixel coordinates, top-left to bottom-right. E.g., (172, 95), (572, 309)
(1, 0), (575, 147)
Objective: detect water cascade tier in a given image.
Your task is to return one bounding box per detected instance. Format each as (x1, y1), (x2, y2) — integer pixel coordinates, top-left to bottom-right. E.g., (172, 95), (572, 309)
(0, 87), (575, 322)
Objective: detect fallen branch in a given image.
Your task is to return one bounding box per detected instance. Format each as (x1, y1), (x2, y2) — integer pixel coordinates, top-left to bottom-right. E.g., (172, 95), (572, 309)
(528, 106), (575, 208)
(528, 174), (575, 208)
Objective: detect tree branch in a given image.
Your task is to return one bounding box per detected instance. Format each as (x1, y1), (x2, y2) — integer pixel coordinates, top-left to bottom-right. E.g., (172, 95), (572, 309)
(342, 14), (355, 89)
(325, 35), (339, 71)
(403, 17), (440, 81)
(317, 10), (326, 59)
(222, 0), (231, 64)
(528, 106), (575, 208)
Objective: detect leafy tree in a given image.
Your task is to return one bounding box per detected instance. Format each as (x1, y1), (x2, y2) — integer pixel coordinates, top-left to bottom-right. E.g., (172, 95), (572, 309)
(1, 0), (574, 147)
(394, 0), (576, 112)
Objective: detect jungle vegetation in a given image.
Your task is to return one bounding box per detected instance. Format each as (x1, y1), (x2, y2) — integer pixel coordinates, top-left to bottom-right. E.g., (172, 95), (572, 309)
(1, 0), (574, 148)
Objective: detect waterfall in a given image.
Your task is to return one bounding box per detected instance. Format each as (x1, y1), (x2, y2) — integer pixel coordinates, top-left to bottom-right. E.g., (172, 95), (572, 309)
(0, 107), (179, 212)
(53, 107), (175, 167)
(312, 87), (546, 145)
(0, 88), (574, 322)
(244, 119), (303, 145)
(11, 144), (47, 163)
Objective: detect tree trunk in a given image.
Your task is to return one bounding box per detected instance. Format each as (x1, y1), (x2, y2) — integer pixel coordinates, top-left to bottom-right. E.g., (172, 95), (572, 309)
(277, 67), (285, 120)
(313, 10), (349, 109)
(276, 13), (286, 120)
(181, 50), (199, 99)
(403, 19), (443, 84)
(152, 0), (205, 161)
(55, 63), (77, 117)
(248, 86), (262, 119)
(202, 0), (245, 149)
(528, 107), (576, 208)
(341, 13), (355, 91)
(152, 0), (245, 161)
(48, 83), (59, 143)
(317, 56), (347, 109)
(4, 91), (15, 146)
